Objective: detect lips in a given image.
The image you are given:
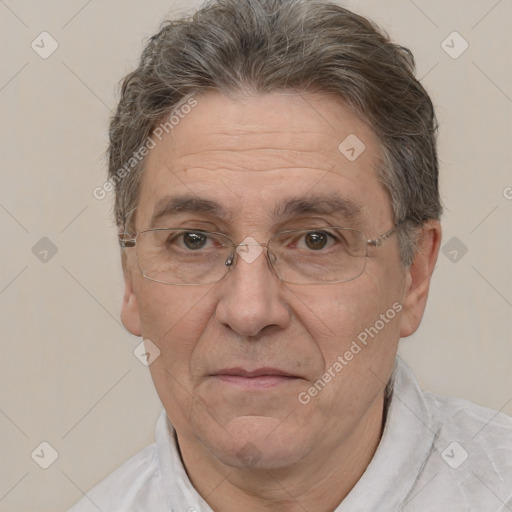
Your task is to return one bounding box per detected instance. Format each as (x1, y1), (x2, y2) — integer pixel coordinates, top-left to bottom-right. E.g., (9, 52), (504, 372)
(214, 368), (296, 378)
(211, 368), (299, 389)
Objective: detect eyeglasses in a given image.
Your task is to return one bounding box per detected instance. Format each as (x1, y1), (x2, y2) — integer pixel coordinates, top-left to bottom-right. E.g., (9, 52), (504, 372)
(119, 224), (403, 286)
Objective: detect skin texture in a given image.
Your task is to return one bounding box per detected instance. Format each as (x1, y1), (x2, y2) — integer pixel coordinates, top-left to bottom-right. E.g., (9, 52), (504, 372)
(120, 91), (441, 511)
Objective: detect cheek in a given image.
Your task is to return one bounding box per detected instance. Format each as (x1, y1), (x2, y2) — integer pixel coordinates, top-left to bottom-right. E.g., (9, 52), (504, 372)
(293, 282), (401, 419)
(134, 281), (214, 368)
(294, 283), (374, 351)
(136, 284), (218, 427)
(295, 276), (402, 367)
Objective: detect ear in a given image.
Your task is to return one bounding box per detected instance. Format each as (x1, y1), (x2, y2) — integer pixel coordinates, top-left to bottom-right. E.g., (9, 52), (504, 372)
(120, 253), (142, 337)
(399, 220), (442, 338)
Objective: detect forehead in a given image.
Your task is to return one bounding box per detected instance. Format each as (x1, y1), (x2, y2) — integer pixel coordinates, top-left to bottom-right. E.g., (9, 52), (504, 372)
(136, 91), (392, 230)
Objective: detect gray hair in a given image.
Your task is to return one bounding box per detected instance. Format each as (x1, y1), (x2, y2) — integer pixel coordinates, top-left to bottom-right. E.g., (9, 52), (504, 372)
(108, 0), (442, 266)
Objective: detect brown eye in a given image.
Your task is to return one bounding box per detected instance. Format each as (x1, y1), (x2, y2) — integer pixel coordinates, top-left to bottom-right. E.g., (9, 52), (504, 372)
(304, 232), (329, 250)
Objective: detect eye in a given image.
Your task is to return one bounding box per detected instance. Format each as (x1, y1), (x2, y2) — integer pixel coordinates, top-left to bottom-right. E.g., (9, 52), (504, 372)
(297, 231), (336, 251)
(182, 231), (208, 250)
(165, 231), (214, 251)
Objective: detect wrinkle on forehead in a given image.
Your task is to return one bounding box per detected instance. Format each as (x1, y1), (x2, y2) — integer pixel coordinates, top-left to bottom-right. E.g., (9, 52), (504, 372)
(163, 133), (346, 176)
(137, 91), (391, 232)
(144, 90), (381, 177)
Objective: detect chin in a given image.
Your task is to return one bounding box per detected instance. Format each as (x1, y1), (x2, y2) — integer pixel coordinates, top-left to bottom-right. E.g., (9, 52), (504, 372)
(204, 415), (308, 470)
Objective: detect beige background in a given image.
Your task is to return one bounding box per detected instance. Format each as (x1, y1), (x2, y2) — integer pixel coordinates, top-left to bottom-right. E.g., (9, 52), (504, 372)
(1, 1), (511, 510)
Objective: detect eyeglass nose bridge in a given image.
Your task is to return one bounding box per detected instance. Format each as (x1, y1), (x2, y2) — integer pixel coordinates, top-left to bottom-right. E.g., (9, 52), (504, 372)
(224, 240), (275, 269)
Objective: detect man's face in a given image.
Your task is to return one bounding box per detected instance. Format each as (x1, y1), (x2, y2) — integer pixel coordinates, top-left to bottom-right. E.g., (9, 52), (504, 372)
(121, 91), (414, 470)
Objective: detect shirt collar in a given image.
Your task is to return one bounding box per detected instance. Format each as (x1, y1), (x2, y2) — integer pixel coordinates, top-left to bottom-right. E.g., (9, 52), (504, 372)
(334, 356), (436, 511)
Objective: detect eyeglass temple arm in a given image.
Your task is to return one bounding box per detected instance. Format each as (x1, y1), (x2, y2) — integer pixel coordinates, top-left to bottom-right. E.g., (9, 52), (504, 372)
(367, 222), (404, 247)
(118, 234), (136, 248)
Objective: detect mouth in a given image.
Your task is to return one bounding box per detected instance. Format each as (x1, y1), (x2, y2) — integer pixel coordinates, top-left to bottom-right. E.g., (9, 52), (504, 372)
(211, 368), (299, 389)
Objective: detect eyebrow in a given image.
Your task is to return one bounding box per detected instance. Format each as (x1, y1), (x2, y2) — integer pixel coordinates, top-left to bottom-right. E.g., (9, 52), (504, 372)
(150, 193), (363, 226)
(272, 194), (363, 221)
(151, 196), (225, 226)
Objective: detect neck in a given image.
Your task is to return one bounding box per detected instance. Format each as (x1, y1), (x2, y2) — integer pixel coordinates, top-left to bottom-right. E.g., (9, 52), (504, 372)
(177, 393), (385, 512)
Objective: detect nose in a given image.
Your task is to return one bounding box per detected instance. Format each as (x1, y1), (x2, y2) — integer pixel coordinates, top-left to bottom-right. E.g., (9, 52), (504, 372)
(214, 241), (291, 338)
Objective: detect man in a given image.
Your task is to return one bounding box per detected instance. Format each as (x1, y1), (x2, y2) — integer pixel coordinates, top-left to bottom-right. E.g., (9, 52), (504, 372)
(70, 0), (512, 510)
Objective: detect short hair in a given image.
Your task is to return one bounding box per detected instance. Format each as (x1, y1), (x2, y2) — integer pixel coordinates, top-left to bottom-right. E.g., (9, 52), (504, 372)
(108, 0), (442, 266)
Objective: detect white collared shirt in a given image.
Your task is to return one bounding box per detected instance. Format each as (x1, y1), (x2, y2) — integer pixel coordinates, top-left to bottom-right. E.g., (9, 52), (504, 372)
(69, 357), (512, 511)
